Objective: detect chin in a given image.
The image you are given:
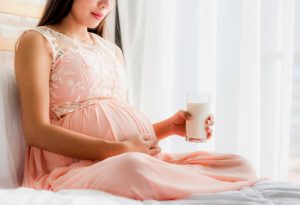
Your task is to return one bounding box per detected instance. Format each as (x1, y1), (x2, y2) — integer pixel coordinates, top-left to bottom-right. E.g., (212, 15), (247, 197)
(77, 19), (101, 30)
(84, 20), (102, 29)
(88, 23), (101, 29)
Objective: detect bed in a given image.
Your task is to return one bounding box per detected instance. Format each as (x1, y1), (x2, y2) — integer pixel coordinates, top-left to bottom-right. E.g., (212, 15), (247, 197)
(0, 1), (300, 204)
(0, 179), (299, 204)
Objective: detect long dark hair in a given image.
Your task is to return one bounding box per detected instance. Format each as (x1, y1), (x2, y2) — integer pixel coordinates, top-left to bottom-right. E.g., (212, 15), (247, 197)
(38, 0), (108, 38)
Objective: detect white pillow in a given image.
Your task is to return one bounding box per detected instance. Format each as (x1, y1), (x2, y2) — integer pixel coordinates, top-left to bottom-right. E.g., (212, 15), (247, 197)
(0, 67), (25, 188)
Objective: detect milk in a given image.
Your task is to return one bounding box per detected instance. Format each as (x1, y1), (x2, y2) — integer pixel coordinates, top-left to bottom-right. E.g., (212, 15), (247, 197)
(186, 102), (210, 143)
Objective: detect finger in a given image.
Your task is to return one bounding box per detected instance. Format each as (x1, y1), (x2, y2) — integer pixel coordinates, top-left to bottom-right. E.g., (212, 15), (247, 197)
(178, 110), (192, 120)
(149, 147), (161, 156)
(205, 119), (215, 126)
(208, 114), (214, 121)
(207, 133), (212, 139)
(149, 138), (158, 148)
(207, 127), (213, 134)
(142, 134), (152, 141)
(206, 126), (213, 134)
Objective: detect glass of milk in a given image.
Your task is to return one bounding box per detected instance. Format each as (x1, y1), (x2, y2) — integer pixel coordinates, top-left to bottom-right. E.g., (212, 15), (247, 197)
(186, 92), (211, 143)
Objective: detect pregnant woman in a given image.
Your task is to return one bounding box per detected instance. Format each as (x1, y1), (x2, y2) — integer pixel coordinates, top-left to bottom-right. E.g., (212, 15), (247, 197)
(15, 0), (258, 200)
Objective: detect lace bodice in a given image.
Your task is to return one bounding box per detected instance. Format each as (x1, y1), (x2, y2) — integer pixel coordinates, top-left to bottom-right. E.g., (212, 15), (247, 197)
(29, 26), (128, 119)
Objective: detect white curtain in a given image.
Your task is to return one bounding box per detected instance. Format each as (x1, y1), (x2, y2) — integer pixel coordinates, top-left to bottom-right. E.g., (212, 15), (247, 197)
(289, 0), (300, 181)
(118, 0), (296, 180)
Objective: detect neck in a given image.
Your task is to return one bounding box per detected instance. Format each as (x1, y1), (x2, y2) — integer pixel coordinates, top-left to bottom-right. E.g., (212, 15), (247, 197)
(53, 14), (90, 41)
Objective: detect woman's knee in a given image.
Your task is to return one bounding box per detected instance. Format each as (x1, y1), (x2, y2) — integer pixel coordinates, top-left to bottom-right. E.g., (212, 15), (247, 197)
(117, 152), (150, 168)
(100, 152), (151, 173)
(231, 154), (257, 179)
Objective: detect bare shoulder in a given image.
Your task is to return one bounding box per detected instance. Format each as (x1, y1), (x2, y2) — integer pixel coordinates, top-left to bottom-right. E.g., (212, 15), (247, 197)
(15, 30), (52, 77)
(15, 31), (53, 78)
(15, 30), (51, 55)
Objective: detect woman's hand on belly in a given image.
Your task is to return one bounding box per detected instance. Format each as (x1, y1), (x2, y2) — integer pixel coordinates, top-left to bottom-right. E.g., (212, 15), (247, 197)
(122, 133), (161, 156)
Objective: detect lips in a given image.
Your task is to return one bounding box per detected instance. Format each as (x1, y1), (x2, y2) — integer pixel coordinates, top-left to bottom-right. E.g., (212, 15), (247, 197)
(91, 12), (103, 20)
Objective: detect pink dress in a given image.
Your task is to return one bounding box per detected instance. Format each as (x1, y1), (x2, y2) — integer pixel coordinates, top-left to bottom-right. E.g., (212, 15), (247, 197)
(21, 26), (258, 200)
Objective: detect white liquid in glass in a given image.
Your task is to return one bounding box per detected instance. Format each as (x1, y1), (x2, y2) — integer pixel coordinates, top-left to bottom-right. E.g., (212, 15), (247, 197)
(186, 101), (210, 143)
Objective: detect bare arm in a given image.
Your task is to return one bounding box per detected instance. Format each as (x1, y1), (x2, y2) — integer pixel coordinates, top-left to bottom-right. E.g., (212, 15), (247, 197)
(14, 31), (127, 161)
(153, 119), (173, 141)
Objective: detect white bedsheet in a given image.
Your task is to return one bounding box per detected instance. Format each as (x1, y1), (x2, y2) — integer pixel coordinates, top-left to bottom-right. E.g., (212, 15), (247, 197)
(0, 180), (299, 205)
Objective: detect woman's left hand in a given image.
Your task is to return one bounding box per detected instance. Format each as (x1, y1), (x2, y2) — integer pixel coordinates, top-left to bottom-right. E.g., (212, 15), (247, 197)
(167, 110), (214, 139)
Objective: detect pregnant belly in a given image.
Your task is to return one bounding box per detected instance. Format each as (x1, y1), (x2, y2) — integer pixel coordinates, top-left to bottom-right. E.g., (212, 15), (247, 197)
(51, 100), (156, 142)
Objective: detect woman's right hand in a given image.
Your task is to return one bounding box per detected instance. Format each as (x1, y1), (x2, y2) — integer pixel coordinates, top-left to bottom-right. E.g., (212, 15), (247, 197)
(122, 133), (161, 156)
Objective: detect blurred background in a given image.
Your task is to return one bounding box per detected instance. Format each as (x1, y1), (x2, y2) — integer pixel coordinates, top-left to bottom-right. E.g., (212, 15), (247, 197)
(0, 0), (299, 182)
